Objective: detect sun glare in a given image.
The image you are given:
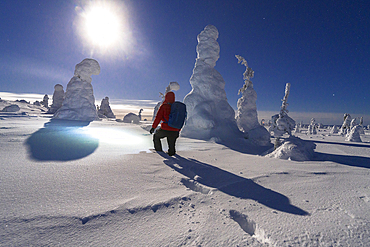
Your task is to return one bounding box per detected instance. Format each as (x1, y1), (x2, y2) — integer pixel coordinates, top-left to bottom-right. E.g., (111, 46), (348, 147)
(85, 7), (120, 47)
(76, 1), (133, 56)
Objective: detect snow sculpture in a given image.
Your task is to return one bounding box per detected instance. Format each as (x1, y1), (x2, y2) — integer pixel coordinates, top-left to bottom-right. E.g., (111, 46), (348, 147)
(345, 125), (362, 142)
(235, 55), (270, 145)
(266, 136), (316, 161)
(42, 94), (49, 108)
(47, 84), (65, 114)
(123, 113), (140, 124)
(97, 97), (115, 118)
(329, 125), (338, 135)
(269, 83), (296, 137)
(182, 25), (241, 141)
(307, 118), (317, 135)
(339, 113), (351, 135)
(53, 58), (100, 121)
(152, 81), (180, 120)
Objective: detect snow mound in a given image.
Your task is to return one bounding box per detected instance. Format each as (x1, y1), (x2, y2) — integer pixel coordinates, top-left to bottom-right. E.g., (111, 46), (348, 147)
(266, 136), (316, 161)
(182, 25), (241, 141)
(122, 113), (140, 124)
(1, 104), (20, 112)
(53, 58), (100, 122)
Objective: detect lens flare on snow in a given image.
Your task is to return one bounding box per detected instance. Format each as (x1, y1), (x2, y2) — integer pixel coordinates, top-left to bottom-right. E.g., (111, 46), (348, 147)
(83, 127), (143, 145)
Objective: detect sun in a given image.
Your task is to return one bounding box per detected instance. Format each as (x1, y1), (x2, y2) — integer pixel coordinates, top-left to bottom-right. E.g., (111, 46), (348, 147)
(75, 1), (133, 56)
(84, 6), (121, 48)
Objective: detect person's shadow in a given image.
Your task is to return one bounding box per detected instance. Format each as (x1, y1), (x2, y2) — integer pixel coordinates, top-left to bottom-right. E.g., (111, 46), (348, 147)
(25, 119), (99, 161)
(158, 153), (309, 216)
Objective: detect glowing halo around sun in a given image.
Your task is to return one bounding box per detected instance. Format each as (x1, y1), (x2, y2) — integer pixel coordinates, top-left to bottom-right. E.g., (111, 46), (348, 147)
(75, 1), (134, 58)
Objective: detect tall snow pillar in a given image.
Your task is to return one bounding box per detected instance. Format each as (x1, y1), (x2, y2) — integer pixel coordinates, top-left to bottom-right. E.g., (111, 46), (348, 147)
(182, 25), (241, 141)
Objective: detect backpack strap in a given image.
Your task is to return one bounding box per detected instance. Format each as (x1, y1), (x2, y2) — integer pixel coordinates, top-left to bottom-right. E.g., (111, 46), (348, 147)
(162, 102), (172, 123)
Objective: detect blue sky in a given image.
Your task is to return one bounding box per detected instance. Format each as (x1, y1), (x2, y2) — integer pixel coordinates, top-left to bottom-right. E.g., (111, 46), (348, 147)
(1, 0), (369, 116)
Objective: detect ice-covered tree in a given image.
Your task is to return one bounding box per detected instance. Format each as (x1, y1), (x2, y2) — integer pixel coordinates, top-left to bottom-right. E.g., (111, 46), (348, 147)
(269, 83), (296, 137)
(235, 55), (270, 146)
(339, 113), (351, 135)
(329, 125), (339, 135)
(307, 118), (318, 135)
(182, 25), (241, 141)
(47, 84), (64, 114)
(53, 58), (100, 121)
(358, 116), (365, 134)
(42, 94), (49, 108)
(345, 125), (362, 142)
(294, 124), (300, 134)
(97, 96), (115, 118)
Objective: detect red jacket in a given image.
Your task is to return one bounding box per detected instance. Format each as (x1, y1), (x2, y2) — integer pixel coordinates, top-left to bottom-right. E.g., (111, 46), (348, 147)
(152, 92), (180, 131)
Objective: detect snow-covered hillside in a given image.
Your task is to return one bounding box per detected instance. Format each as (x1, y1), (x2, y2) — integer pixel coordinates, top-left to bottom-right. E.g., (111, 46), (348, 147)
(1, 101), (370, 246)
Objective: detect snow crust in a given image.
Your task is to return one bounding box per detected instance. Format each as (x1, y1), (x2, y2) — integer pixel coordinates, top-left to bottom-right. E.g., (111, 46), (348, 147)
(182, 25), (241, 141)
(1, 108), (370, 246)
(53, 58), (100, 121)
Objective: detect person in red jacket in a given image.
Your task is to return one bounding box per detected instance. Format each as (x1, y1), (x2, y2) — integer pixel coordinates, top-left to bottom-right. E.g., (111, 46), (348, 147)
(150, 91), (180, 156)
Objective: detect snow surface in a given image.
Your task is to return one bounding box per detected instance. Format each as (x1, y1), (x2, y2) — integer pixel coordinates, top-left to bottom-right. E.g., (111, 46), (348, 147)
(1, 101), (370, 246)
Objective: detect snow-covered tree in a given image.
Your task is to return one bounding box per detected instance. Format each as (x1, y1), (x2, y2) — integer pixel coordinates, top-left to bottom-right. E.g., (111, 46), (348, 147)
(47, 84), (64, 114)
(307, 118), (318, 135)
(269, 83), (296, 137)
(97, 96), (115, 118)
(138, 109), (143, 121)
(294, 124), (300, 134)
(358, 117), (365, 134)
(53, 58), (100, 121)
(339, 113), (351, 135)
(181, 25), (241, 141)
(42, 94), (49, 108)
(345, 125), (362, 142)
(235, 55), (270, 146)
(329, 125), (339, 135)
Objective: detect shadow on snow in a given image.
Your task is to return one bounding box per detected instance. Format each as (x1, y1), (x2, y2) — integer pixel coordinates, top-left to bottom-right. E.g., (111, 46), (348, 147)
(158, 152), (309, 216)
(25, 119), (99, 161)
(308, 140), (370, 169)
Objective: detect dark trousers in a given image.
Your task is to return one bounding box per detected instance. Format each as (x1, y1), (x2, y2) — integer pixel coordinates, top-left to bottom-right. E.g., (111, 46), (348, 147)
(153, 128), (179, 155)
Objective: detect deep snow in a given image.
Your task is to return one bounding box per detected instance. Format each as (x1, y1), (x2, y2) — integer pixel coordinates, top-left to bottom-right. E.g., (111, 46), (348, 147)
(1, 101), (370, 246)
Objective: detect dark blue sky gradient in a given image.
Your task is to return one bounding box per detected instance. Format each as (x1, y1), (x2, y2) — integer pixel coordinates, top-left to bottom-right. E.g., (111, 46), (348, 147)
(0, 0), (369, 115)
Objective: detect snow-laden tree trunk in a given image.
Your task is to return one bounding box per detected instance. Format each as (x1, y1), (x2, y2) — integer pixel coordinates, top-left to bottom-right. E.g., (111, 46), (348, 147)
(235, 55), (270, 146)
